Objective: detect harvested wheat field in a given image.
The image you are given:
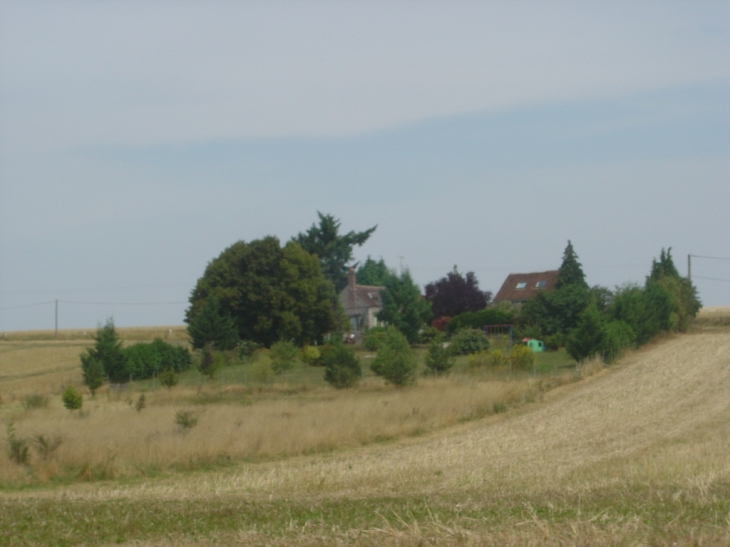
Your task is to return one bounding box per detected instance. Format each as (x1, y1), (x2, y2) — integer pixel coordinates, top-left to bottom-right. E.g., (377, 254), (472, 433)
(2, 320), (730, 545)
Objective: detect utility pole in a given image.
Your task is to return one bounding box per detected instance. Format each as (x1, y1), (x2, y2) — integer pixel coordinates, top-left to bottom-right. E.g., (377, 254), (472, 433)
(687, 254), (691, 283)
(54, 300), (59, 338)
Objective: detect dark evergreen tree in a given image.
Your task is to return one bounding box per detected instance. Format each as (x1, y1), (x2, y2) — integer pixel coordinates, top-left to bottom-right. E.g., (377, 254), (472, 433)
(377, 269), (432, 344)
(556, 240), (588, 289)
(80, 354), (104, 396)
(424, 266), (491, 318)
(293, 213), (377, 293)
(186, 295), (239, 351)
(566, 302), (605, 361)
(355, 256), (389, 286)
(81, 318), (128, 383)
(322, 343), (362, 388)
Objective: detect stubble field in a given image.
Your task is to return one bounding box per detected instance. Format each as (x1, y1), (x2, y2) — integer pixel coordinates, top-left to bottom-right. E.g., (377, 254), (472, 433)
(1, 310), (729, 545)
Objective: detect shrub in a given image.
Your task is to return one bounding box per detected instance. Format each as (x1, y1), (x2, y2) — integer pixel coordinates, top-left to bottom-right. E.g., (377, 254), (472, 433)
(300, 345), (321, 366)
(5, 424), (29, 465)
(600, 320), (635, 363)
(237, 340), (261, 363)
(418, 325), (441, 345)
(322, 344), (362, 388)
(198, 345), (225, 378)
(33, 434), (62, 461)
(124, 339), (192, 380)
(249, 358), (274, 383)
(509, 345), (535, 372)
(270, 340), (298, 375)
(158, 368), (179, 389)
(370, 326), (417, 386)
(424, 336), (454, 375)
(449, 328), (490, 356)
(363, 326), (388, 351)
(80, 353), (105, 396)
(175, 410), (198, 431)
(431, 316), (451, 332)
(61, 385), (83, 411)
(22, 393), (49, 410)
(486, 349), (508, 368)
(135, 394), (146, 412)
(545, 332), (566, 350)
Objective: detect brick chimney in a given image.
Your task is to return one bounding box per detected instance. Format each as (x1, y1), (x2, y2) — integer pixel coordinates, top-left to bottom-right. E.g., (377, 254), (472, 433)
(347, 267), (356, 290)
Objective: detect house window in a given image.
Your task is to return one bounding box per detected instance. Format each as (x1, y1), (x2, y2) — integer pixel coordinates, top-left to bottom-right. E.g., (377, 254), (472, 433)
(535, 280), (547, 288)
(516, 282), (527, 289)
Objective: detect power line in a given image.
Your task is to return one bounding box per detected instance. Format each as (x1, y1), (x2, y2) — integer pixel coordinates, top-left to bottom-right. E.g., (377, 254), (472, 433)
(0, 301), (56, 311)
(694, 275), (730, 283)
(690, 255), (730, 261)
(60, 300), (187, 306)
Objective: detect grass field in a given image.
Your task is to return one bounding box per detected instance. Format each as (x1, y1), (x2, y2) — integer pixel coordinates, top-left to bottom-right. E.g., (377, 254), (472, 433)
(1, 311), (729, 545)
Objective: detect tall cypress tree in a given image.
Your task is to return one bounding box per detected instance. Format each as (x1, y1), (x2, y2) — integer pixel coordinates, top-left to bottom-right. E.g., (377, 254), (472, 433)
(556, 240), (588, 289)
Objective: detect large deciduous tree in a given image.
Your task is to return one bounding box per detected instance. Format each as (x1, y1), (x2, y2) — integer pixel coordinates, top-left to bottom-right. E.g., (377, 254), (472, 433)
(186, 236), (342, 348)
(424, 266), (491, 318)
(293, 213), (377, 293)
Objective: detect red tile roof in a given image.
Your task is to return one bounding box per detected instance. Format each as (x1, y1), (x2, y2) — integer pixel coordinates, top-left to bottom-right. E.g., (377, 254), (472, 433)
(492, 270), (559, 303)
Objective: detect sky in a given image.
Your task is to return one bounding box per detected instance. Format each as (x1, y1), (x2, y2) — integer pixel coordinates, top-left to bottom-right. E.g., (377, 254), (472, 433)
(1, 1), (729, 331)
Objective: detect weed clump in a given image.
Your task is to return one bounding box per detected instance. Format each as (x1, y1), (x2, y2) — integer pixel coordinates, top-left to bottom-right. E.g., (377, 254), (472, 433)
(175, 410), (198, 431)
(22, 393), (49, 410)
(5, 424), (30, 465)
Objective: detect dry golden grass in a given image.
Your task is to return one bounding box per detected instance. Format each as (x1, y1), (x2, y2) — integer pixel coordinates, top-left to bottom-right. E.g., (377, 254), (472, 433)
(2, 320), (730, 545)
(0, 375), (542, 482)
(0, 326), (188, 342)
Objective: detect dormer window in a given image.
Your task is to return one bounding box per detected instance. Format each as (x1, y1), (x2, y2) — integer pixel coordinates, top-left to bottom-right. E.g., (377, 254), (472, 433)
(535, 280), (547, 288)
(516, 282), (527, 289)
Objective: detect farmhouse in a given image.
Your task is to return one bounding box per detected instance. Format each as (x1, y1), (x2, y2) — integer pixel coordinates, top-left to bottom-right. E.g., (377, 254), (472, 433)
(492, 270), (559, 305)
(339, 268), (384, 332)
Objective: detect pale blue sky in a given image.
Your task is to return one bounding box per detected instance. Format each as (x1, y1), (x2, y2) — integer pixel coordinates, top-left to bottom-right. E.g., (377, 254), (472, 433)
(1, 1), (729, 330)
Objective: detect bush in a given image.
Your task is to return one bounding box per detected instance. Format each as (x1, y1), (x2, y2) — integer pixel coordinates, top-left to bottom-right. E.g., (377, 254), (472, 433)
(237, 340), (261, 363)
(300, 345), (320, 365)
(175, 410), (198, 431)
(370, 326), (417, 386)
(249, 358), (274, 383)
(424, 336), (454, 375)
(363, 326), (388, 351)
(600, 320), (635, 363)
(158, 368), (179, 389)
(545, 332), (566, 350)
(80, 353), (105, 396)
(418, 325), (441, 345)
(449, 328), (490, 356)
(5, 424), (29, 465)
(270, 340), (299, 375)
(135, 394), (146, 412)
(124, 339), (192, 380)
(486, 349), (508, 368)
(22, 393), (49, 410)
(509, 345), (535, 372)
(33, 434), (62, 461)
(431, 316), (451, 332)
(322, 344), (362, 388)
(61, 385), (83, 411)
(198, 345), (225, 378)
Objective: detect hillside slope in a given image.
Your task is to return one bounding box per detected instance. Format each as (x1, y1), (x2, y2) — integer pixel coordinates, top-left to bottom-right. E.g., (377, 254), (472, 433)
(3, 329), (730, 545)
